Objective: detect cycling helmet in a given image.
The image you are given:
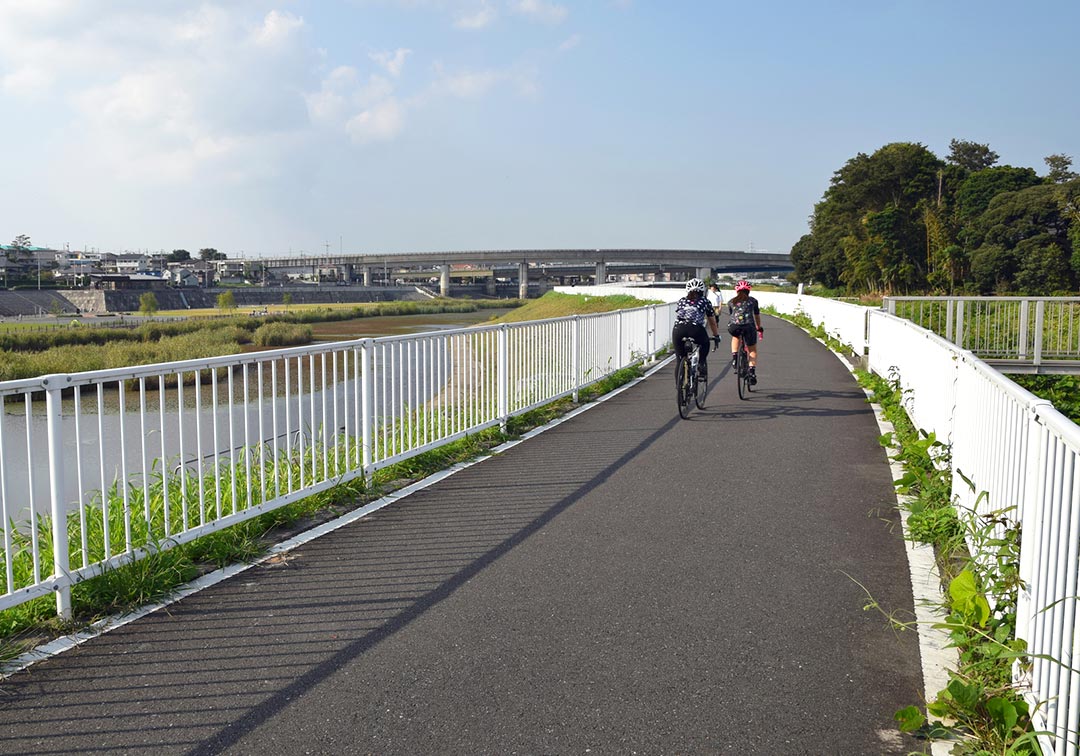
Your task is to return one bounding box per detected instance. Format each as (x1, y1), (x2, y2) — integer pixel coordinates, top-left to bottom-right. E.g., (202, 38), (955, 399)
(685, 278), (706, 293)
(735, 279), (751, 292)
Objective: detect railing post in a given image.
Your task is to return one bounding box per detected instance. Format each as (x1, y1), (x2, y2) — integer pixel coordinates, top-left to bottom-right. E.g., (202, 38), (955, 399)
(945, 297), (955, 343)
(44, 375), (72, 620)
(498, 324), (509, 430)
(1019, 300), (1030, 360)
(616, 311), (624, 369)
(572, 316), (581, 402)
(955, 300), (965, 349)
(643, 306), (652, 367)
(1033, 300), (1045, 368)
(360, 339), (373, 475)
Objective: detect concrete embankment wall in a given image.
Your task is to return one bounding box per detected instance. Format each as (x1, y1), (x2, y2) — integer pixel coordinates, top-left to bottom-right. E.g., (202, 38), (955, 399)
(0, 287), (433, 316)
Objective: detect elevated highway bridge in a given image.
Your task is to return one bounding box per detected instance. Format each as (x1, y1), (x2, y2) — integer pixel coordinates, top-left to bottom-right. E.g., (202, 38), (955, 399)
(262, 248), (793, 296)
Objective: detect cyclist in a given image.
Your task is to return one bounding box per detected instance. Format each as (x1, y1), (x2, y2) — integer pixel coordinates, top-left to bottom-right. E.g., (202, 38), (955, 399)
(706, 281), (724, 311)
(672, 278), (721, 380)
(727, 279), (763, 384)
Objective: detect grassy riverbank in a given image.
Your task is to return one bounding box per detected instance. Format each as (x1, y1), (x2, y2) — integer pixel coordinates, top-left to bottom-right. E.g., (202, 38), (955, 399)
(0, 299), (522, 381)
(493, 291), (662, 322)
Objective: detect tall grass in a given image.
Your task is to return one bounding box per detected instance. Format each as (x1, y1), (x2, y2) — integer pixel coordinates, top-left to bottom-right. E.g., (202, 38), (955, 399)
(0, 301), (523, 381)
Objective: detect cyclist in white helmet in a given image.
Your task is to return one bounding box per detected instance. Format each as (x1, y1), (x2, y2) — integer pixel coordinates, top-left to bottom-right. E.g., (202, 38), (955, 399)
(672, 277), (721, 380)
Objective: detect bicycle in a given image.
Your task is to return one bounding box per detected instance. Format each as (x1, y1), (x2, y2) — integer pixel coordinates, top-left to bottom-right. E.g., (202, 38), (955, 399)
(734, 338), (753, 400)
(675, 336), (708, 419)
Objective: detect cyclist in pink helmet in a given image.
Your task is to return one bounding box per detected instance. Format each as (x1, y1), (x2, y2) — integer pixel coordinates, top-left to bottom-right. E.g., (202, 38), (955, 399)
(727, 280), (763, 384)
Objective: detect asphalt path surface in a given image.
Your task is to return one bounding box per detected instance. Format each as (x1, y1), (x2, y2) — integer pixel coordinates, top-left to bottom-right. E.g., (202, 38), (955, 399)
(0, 314), (925, 755)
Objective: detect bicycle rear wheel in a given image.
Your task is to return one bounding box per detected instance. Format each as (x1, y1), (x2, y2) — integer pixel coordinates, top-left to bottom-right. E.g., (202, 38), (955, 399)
(736, 350), (747, 400)
(676, 356), (693, 418)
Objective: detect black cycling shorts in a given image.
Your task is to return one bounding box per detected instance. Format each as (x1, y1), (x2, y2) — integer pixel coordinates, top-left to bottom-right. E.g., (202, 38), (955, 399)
(727, 322), (758, 346)
(672, 323), (711, 359)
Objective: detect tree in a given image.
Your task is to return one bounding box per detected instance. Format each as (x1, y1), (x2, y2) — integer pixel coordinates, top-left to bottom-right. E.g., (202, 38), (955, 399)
(791, 233), (840, 288)
(969, 244), (1018, 294)
(217, 290), (236, 310)
(200, 248), (225, 261)
(947, 139), (999, 173)
(139, 292), (159, 315)
(967, 182), (1077, 294)
(953, 166), (1041, 226)
(168, 249), (191, 262)
(282, 292), (293, 309)
(1014, 241), (1072, 294)
(1045, 154), (1078, 184)
(809, 142), (943, 293)
(9, 234), (31, 268)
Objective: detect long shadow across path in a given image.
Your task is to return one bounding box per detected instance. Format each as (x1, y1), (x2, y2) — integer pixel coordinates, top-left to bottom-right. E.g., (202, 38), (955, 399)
(0, 315), (925, 755)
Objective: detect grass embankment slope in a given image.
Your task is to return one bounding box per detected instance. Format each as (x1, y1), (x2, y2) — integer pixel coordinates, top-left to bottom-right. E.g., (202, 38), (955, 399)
(492, 291), (661, 323)
(0, 299), (521, 381)
(0, 291), (648, 661)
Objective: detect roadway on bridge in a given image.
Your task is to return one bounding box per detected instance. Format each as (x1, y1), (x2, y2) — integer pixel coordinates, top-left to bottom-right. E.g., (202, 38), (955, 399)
(0, 315), (924, 754)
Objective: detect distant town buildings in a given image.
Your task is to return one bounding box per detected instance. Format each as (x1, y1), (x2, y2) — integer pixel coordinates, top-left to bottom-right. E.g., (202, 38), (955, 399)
(0, 246), (270, 290)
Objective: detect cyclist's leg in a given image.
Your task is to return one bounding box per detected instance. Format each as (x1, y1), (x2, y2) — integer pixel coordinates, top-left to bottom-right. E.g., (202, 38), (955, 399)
(743, 324), (759, 367)
(672, 324), (691, 359)
(693, 326), (710, 376)
(727, 324), (741, 367)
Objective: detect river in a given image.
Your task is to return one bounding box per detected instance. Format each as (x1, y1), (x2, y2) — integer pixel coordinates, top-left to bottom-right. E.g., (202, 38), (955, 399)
(2, 311), (510, 523)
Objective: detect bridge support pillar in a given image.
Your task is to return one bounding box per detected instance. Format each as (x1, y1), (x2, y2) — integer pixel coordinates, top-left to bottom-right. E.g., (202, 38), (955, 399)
(362, 266), (372, 286)
(697, 266), (712, 282)
(440, 265), (450, 297)
(595, 261), (606, 284)
(486, 276), (496, 296)
(518, 262), (529, 299)
(341, 264), (353, 283)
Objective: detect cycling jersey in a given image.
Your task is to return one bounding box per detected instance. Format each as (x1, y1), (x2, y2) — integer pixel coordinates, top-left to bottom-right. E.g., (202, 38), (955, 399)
(727, 296), (760, 326)
(674, 296), (715, 326)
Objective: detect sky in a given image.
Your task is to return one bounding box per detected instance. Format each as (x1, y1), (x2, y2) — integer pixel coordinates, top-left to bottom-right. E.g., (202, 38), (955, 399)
(1, 0), (1078, 258)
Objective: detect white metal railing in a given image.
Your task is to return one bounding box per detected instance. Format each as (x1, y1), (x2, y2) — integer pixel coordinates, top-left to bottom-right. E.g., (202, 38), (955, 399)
(885, 296), (1080, 367)
(775, 292), (1080, 754)
(752, 289), (869, 355)
(0, 303), (674, 620)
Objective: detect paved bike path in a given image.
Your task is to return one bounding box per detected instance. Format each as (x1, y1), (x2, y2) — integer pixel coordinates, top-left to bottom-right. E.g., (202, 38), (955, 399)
(0, 315), (925, 755)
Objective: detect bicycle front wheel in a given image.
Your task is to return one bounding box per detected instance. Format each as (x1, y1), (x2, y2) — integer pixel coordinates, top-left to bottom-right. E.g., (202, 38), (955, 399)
(676, 357), (693, 418)
(694, 365), (708, 409)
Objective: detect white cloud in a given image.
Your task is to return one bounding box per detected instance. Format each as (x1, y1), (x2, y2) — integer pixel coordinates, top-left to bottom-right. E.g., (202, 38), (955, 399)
(435, 68), (506, 98)
(454, 4), (497, 30)
(346, 98), (405, 143)
(558, 33), (581, 52)
(512, 0), (568, 25)
(0, 4), (322, 183)
(251, 9), (305, 49)
(369, 48), (412, 77)
(1, 65), (52, 96)
(429, 61), (538, 100)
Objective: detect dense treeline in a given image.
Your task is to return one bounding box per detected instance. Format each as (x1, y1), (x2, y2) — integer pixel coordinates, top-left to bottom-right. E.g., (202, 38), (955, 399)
(791, 140), (1080, 295)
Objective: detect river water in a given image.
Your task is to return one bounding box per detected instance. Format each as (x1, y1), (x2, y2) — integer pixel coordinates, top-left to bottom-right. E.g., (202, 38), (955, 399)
(3, 311), (509, 523)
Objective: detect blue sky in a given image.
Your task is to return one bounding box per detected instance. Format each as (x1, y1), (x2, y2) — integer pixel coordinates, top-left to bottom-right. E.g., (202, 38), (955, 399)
(1, 0), (1077, 258)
